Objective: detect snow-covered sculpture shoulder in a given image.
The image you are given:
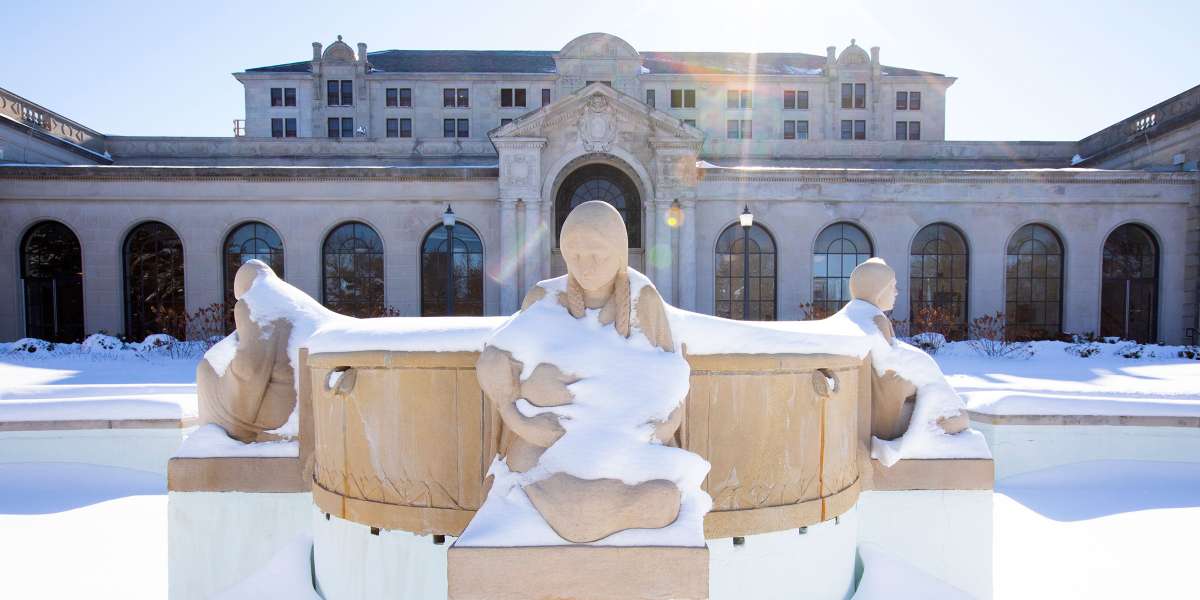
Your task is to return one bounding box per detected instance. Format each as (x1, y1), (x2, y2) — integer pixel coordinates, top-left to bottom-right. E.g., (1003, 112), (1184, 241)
(465, 201), (711, 547)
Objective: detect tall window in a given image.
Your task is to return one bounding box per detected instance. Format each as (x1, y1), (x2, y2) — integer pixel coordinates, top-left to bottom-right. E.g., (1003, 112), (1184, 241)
(784, 120), (809, 140)
(645, 89), (656, 107)
(443, 118), (469, 138)
(1101, 224), (1158, 343)
(443, 88), (469, 108)
(386, 118), (412, 138)
(670, 89), (696, 108)
(555, 163), (641, 248)
(896, 91), (921, 110)
(910, 223), (969, 336)
(541, 88), (551, 106)
(421, 223), (484, 316)
(21, 221), (83, 342)
(784, 90), (810, 110)
(322, 222), (384, 318)
(715, 223), (776, 320)
(841, 120), (867, 140)
(223, 222), (284, 314)
(124, 222), (185, 341)
(271, 118), (297, 138)
(841, 83), (866, 109)
(813, 222), (873, 316)
(327, 117), (354, 138)
(270, 87), (296, 107)
(386, 87), (412, 108)
(327, 80), (353, 106)
(1005, 224), (1063, 339)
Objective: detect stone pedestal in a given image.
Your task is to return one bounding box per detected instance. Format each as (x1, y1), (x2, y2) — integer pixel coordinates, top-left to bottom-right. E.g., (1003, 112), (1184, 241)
(448, 545), (709, 600)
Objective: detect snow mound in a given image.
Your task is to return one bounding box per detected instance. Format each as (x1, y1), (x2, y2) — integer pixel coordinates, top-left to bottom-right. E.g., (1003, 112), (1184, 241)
(174, 424), (298, 458)
(853, 544), (972, 600)
(213, 535), (320, 600)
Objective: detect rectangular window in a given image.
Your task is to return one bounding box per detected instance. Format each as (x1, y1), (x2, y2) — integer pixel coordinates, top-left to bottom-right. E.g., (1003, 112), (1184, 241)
(783, 90), (809, 110)
(682, 119), (697, 127)
(854, 119), (866, 139)
(501, 118), (513, 126)
(585, 80), (612, 87)
(341, 117), (354, 138)
(783, 120), (809, 140)
(457, 118), (469, 138)
(726, 89), (752, 109)
(854, 83), (866, 109)
(341, 80), (353, 106)
(515, 88), (526, 107)
(443, 88), (469, 108)
(443, 118), (455, 137)
(541, 88), (551, 106)
(910, 91), (921, 110)
(841, 119), (853, 140)
(909, 121), (920, 140)
(386, 118), (399, 138)
(327, 80), (353, 106)
(499, 88), (526, 108)
(670, 89), (696, 109)
(443, 88), (455, 108)
(645, 89), (655, 108)
(398, 88), (412, 107)
(271, 118), (284, 138)
(399, 118), (412, 137)
(271, 88), (283, 107)
(895, 120), (907, 140)
(841, 83), (853, 109)
(386, 88), (398, 107)
(284, 87), (295, 106)
(284, 117), (296, 137)
(896, 91), (908, 111)
(726, 119), (752, 139)
(328, 117), (339, 138)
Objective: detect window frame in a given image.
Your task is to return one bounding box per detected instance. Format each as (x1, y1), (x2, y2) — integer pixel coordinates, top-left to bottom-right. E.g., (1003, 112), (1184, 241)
(645, 89), (656, 107)
(327, 80), (353, 106)
(726, 119), (752, 140)
(784, 119), (809, 140)
(670, 88), (696, 109)
(443, 87), (469, 108)
(783, 90), (810, 110)
(541, 88), (551, 107)
(726, 89), (752, 109)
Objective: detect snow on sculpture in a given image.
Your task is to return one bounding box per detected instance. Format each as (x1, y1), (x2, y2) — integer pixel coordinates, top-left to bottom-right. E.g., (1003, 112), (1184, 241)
(463, 201), (711, 546)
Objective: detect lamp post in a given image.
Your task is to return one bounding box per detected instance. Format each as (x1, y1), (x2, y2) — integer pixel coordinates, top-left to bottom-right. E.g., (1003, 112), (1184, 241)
(739, 205), (754, 320)
(442, 205), (457, 315)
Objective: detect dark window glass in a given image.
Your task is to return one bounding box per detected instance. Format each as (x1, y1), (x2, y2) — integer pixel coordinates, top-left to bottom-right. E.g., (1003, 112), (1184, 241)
(910, 92), (921, 110)
(284, 88), (296, 106)
(456, 88), (469, 107)
(327, 118), (339, 138)
(443, 88), (455, 108)
(854, 83), (866, 109)
(555, 163), (642, 248)
(797, 91), (809, 109)
(671, 89), (683, 108)
(341, 80), (353, 105)
(784, 120), (796, 140)
(322, 222), (384, 318)
(421, 223), (485, 316)
(841, 83), (853, 109)
(123, 222), (185, 341)
(684, 89), (696, 108)
(327, 80), (339, 106)
(398, 88), (412, 107)
(284, 118), (296, 137)
(841, 120), (853, 140)
(813, 222), (873, 315)
(854, 120), (866, 140)
(223, 222), (284, 329)
(444, 119), (455, 137)
(457, 118), (469, 138)
(514, 88), (526, 107)
(541, 88), (551, 106)
(646, 89), (656, 107)
(1102, 224), (1158, 342)
(386, 118), (398, 138)
(784, 90), (796, 110)
(501, 88), (513, 107)
(896, 121), (908, 140)
(270, 88), (283, 107)
(21, 221), (83, 342)
(896, 91), (908, 111)
(271, 118), (284, 138)
(386, 88), (398, 107)
(910, 223), (969, 338)
(910, 121), (921, 140)
(501, 118), (513, 126)
(715, 223), (777, 321)
(1005, 224), (1064, 339)
(796, 120), (809, 140)
(683, 119), (697, 127)
(341, 118), (354, 138)
(399, 118), (412, 137)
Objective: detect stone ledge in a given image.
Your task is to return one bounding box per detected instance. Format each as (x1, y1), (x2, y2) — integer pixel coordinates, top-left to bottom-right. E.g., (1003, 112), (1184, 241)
(868, 458), (994, 491)
(0, 417), (195, 432)
(167, 456), (305, 493)
(448, 545), (709, 600)
(969, 411), (1200, 427)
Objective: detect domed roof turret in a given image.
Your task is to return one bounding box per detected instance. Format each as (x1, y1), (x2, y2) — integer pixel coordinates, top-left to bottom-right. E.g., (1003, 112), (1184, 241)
(322, 35), (356, 62)
(837, 39), (870, 67)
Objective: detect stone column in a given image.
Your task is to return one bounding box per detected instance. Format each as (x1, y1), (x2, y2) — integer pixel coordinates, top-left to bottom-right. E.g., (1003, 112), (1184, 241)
(499, 198), (519, 314)
(643, 199), (657, 283)
(653, 199), (675, 304)
(523, 198), (545, 292)
(679, 199), (698, 311)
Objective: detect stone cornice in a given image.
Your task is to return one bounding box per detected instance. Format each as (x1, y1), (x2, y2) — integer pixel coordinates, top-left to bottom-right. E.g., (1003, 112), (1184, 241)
(0, 165), (499, 182)
(697, 166), (1199, 186)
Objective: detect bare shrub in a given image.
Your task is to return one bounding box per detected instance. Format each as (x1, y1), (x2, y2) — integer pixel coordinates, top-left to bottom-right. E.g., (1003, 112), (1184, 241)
(967, 312), (1032, 358)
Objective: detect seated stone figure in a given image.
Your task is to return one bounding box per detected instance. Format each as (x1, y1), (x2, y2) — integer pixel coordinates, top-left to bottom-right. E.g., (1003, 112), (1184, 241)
(850, 258), (969, 440)
(474, 200), (696, 544)
(196, 261), (295, 443)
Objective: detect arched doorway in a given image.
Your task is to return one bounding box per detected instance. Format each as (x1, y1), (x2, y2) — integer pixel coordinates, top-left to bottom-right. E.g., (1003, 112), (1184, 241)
(910, 223), (969, 337)
(555, 163), (642, 247)
(1101, 224), (1158, 342)
(21, 221), (84, 342)
(124, 221), (185, 341)
(421, 222), (484, 316)
(322, 222), (384, 318)
(1004, 223), (1063, 339)
(223, 221), (284, 313)
(812, 222), (873, 316)
(714, 222), (776, 320)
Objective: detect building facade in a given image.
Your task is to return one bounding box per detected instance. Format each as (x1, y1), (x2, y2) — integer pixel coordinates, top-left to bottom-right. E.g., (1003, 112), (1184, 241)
(2, 33), (1198, 344)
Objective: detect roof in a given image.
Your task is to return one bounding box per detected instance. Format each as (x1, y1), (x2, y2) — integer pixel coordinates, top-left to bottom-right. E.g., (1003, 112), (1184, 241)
(244, 49), (943, 77)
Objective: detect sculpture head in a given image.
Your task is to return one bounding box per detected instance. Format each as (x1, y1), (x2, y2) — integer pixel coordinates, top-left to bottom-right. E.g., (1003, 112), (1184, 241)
(559, 200), (629, 293)
(849, 257), (897, 311)
(233, 259), (274, 300)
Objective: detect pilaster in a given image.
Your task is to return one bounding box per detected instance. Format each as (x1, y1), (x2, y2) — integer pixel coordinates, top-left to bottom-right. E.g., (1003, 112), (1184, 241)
(498, 199), (519, 314)
(494, 137), (547, 310)
(679, 199), (698, 311)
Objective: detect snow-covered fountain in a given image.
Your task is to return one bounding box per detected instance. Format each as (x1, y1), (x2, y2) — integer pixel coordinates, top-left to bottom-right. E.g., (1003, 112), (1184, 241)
(169, 202), (994, 599)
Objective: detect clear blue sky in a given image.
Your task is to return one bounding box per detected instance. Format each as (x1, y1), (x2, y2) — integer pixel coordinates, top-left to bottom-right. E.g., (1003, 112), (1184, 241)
(4, 0), (1197, 140)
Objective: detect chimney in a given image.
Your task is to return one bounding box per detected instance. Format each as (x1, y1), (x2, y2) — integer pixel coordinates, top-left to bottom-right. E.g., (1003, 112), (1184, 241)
(358, 42), (368, 63)
(870, 46), (880, 78)
(312, 42), (322, 61)
(826, 46), (837, 76)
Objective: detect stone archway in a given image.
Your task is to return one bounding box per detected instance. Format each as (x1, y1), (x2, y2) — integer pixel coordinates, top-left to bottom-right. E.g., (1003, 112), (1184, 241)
(549, 156), (649, 276)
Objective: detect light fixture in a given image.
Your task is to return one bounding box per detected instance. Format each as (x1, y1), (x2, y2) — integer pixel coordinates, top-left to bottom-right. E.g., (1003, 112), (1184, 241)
(667, 200), (682, 228)
(739, 205), (754, 229)
(442, 204), (457, 228)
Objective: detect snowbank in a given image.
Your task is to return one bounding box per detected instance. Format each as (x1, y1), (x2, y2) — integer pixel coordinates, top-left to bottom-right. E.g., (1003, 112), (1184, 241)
(212, 535), (320, 600)
(304, 315), (508, 355)
(174, 424), (298, 459)
(853, 545), (973, 600)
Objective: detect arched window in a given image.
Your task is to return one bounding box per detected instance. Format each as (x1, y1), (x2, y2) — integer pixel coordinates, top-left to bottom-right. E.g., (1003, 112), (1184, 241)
(555, 163), (641, 248)
(322, 222), (384, 318)
(421, 222), (484, 316)
(223, 222), (284, 311)
(813, 222), (873, 316)
(124, 222), (185, 341)
(714, 223), (777, 320)
(21, 221), (84, 342)
(1005, 224), (1063, 339)
(1101, 224), (1158, 343)
(909, 223), (969, 337)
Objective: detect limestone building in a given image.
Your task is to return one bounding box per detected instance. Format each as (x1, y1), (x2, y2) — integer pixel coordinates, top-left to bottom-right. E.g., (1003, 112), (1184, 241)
(1, 33), (1197, 344)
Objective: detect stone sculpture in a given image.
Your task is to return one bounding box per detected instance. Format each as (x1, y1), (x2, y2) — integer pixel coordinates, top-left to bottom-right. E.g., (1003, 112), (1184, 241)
(473, 200), (702, 544)
(196, 261), (295, 443)
(850, 257), (968, 439)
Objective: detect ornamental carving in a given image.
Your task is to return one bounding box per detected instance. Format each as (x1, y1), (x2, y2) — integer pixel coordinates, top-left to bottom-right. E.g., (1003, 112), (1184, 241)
(577, 94), (618, 153)
(500, 153), (534, 188)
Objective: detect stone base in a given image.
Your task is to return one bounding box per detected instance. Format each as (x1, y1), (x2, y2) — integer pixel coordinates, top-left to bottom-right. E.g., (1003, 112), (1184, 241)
(448, 544), (709, 600)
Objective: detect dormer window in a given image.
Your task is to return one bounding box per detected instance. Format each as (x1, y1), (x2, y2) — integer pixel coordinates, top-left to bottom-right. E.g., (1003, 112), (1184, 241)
(327, 80), (353, 106)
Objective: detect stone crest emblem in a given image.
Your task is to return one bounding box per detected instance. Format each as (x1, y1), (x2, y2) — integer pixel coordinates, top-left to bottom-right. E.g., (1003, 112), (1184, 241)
(577, 94), (617, 152)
